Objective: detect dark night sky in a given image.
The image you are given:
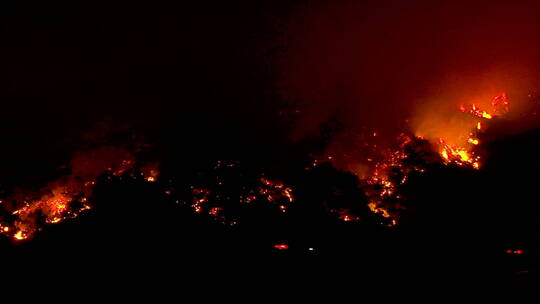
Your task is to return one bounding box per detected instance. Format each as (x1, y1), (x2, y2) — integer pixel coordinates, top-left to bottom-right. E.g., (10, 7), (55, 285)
(0, 1), (297, 185)
(3, 0), (540, 163)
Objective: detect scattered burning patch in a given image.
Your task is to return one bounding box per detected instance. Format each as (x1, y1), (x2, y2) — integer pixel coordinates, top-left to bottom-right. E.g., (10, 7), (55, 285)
(0, 89), (534, 242)
(182, 161), (294, 225)
(0, 146), (159, 241)
(506, 249), (524, 255)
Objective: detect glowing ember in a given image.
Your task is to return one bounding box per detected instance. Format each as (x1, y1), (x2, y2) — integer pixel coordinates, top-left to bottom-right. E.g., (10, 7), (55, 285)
(141, 163), (160, 183)
(459, 103), (494, 120)
(274, 243), (289, 250)
(186, 161), (294, 225)
(259, 177), (294, 204)
(191, 188), (210, 214)
(341, 214), (356, 222)
(209, 207), (222, 217)
(506, 249), (524, 255)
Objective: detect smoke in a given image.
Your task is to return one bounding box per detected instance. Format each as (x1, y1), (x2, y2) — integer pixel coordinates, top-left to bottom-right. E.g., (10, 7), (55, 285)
(277, 0), (540, 161)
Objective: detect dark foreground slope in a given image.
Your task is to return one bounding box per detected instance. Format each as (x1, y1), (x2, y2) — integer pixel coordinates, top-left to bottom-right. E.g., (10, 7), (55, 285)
(1, 129), (539, 293)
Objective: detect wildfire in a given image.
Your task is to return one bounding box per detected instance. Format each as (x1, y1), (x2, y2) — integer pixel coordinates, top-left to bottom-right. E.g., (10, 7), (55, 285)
(274, 243), (289, 250)
(459, 104), (493, 120)
(359, 135), (419, 226)
(259, 177), (294, 205)
(2, 186), (93, 240)
(0, 146), (160, 241)
(438, 138), (481, 169)
(368, 202), (392, 219)
(435, 93), (509, 169)
(318, 93), (511, 227)
(186, 161), (294, 224)
(13, 231), (26, 241)
(0, 91), (517, 241)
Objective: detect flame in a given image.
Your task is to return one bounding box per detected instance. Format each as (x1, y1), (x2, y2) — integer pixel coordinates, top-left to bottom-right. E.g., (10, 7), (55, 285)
(419, 93), (510, 170)
(438, 138), (481, 169)
(0, 89), (518, 241)
(259, 177), (294, 204)
(13, 231), (26, 241)
(320, 133), (421, 226)
(368, 202), (392, 219)
(365, 133), (429, 222)
(468, 138), (479, 145)
(141, 163), (160, 182)
(319, 93), (512, 226)
(274, 243), (289, 250)
(0, 146), (159, 241)
(191, 188), (210, 214)
(371, 93), (510, 222)
(187, 161), (294, 224)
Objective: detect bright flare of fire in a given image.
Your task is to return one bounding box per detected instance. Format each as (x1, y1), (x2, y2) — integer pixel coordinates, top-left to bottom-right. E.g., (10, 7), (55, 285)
(436, 93), (509, 169)
(320, 93), (511, 226)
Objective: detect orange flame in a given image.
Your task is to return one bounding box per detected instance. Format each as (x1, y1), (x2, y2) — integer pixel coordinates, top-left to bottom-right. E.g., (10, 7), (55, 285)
(0, 147), (159, 241)
(421, 93), (509, 170)
(322, 93), (511, 226)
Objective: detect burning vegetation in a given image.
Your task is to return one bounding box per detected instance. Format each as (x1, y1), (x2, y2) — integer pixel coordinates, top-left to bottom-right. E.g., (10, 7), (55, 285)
(182, 160), (295, 225)
(314, 92), (521, 226)
(0, 146), (160, 241)
(0, 89), (537, 242)
(0, 88), (533, 245)
(433, 92), (510, 169)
